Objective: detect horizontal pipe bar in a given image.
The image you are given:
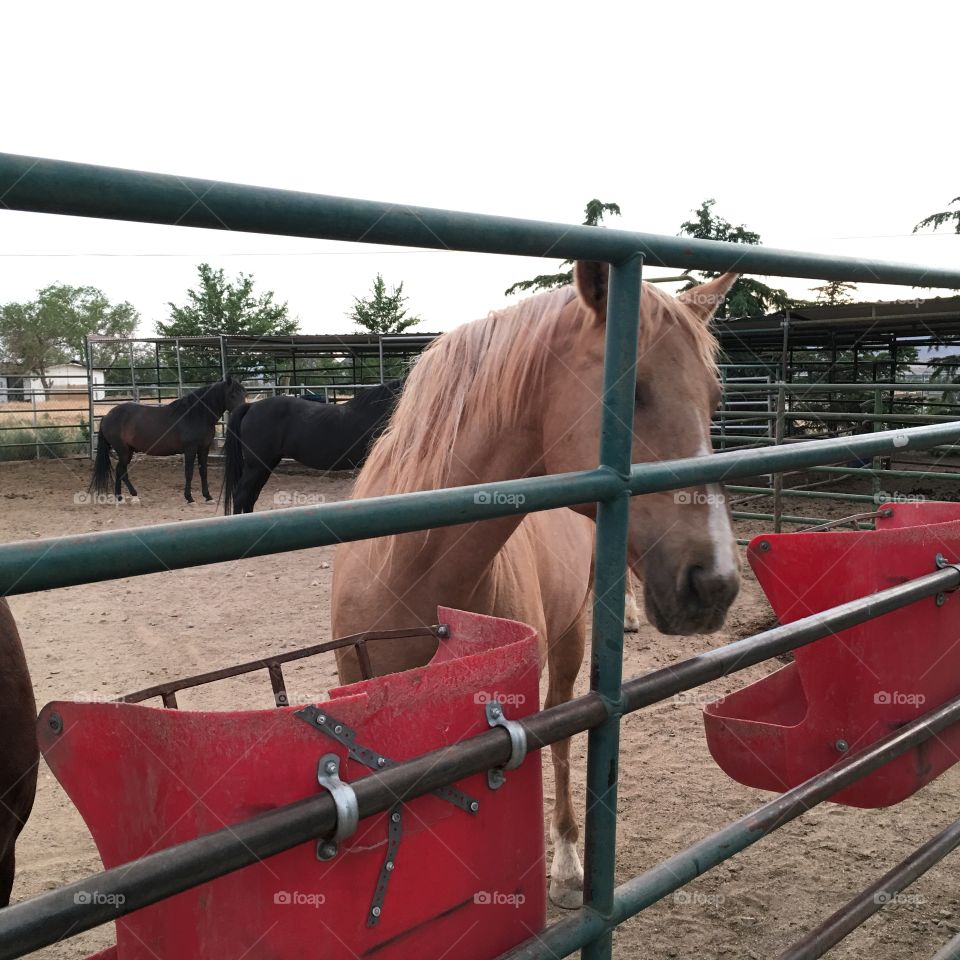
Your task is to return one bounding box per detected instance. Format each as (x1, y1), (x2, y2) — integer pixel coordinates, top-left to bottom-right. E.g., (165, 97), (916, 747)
(0, 468), (620, 596)
(3, 421), (958, 598)
(728, 485), (876, 504)
(810, 465), (960, 481)
(777, 818), (960, 960)
(630, 421), (960, 495)
(503, 692), (960, 960)
(1, 565), (953, 958)
(2, 153), (960, 286)
(933, 931), (960, 960)
(722, 383), (960, 394)
(731, 511), (868, 527)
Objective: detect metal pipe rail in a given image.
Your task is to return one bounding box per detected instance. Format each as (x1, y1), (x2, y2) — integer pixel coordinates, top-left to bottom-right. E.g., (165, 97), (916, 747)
(4, 153), (960, 286)
(5, 152), (960, 960)
(0, 564), (955, 959)
(501, 693), (960, 960)
(3, 420), (960, 597)
(934, 930), (960, 960)
(776, 818), (960, 960)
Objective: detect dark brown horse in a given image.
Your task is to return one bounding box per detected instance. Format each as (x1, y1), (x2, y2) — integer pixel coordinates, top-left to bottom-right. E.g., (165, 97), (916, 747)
(0, 599), (38, 907)
(91, 377), (247, 503)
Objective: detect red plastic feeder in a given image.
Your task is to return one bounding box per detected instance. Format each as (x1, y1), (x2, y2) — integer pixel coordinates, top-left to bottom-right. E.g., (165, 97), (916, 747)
(38, 607), (545, 960)
(703, 501), (960, 808)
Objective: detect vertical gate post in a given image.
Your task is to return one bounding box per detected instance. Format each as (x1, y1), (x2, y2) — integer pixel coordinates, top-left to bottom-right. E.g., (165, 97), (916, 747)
(582, 255), (643, 960)
(85, 337), (95, 461)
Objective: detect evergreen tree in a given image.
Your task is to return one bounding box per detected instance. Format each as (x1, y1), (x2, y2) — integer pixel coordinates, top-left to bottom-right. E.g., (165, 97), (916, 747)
(504, 200), (621, 297)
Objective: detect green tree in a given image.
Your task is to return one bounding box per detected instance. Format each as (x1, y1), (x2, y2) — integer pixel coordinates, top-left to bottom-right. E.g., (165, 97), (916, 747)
(504, 200), (621, 297)
(158, 263), (297, 338)
(349, 274), (422, 335)
(810, 279), (858, 305)
(0, 285), (139, 388)
(679, 199), (796, 317)
(914, 196), (960, 235)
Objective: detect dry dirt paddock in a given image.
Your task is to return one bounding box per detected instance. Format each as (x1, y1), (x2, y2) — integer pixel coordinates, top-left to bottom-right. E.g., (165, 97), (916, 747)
(1, 457), (959, 960)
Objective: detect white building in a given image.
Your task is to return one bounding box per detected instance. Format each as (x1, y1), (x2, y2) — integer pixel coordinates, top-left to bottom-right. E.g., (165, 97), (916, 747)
(0, 363), (105, 402)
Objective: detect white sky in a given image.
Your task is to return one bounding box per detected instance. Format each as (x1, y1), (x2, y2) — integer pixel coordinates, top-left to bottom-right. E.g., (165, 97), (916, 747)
(1, 0), (958, 337)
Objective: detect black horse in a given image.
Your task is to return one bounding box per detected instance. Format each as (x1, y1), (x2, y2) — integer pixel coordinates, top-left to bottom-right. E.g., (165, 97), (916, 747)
(223, 380), (403, 514)
(91, 377), (247, 503)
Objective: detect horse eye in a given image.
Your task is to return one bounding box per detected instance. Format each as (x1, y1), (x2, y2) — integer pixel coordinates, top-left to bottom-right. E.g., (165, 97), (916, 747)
(634, 384), (647, 407)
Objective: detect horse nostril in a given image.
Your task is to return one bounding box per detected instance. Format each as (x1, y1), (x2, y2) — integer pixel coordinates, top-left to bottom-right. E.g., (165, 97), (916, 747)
(687, 565), (737, 607)
(687, 565), (706, 603)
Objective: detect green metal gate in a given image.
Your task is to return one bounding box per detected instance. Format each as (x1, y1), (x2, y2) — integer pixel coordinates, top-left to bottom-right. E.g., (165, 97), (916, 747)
(2, 153), (960, 959)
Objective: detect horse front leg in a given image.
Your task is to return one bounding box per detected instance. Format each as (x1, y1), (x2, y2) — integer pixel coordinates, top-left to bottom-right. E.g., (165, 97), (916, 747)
(623, 569), (641, 632)
(183, 449), (197, 503)
(197, 446), (212, 501)
(545, 613), (588, 909)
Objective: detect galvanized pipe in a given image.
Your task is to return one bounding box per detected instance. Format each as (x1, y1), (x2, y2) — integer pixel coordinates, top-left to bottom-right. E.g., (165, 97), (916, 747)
(0, 565), (953, 959)
(502, 693), (960, 960)
(933, 930), (960, 960)
(3, 153), (960, 286)
(582, 256), (643, 960)
(3, 421), (960, 598)
(776, 818), (960, 960)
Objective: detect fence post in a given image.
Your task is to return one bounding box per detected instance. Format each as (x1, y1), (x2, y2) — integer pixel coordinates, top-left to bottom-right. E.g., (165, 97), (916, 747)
(175, 339), (183, 398)
(128, 341), (139, 402)
(32, 389), (39, 460)
(85, 338), (95, 461)
(582, 254), (643, 960)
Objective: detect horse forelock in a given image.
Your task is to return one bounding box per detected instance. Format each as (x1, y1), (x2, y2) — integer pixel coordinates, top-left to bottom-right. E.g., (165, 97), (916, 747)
(640, 282), (719, 375)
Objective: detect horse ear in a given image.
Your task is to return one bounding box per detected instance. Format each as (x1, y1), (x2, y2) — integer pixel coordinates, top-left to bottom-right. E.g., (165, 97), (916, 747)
(226, 373), (233, 383)
(573, 261), (609, 324)
(677, 273), (739, 322)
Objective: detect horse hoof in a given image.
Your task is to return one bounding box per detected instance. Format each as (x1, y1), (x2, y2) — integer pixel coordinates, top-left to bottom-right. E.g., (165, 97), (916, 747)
(204, 495), (213, 502)
(623, 615), (641, 633)
(549, 879), (584, 910)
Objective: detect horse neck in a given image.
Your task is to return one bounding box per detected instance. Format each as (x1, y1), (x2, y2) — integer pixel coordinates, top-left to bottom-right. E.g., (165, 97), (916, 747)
(196, 382), (228, 420)
(379, 399), (544, 598)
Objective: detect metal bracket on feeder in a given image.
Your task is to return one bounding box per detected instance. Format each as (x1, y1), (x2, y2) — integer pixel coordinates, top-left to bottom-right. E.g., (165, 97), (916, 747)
(485, 700), (527, 790)
(935, 553), (960, 607)
(315, 753), (359, 861)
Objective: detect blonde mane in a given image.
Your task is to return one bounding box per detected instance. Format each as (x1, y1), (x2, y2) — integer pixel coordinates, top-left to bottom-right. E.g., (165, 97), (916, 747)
(354, 281), (718, 500)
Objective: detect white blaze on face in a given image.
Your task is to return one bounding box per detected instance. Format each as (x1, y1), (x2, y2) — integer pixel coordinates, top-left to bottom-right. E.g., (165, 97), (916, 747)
(694, 440), (738, 579)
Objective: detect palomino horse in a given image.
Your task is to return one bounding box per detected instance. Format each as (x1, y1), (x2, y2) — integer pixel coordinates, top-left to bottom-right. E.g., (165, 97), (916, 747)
(222, 380), (403, 514)
(331, 264), (741, 908)
(0, 599), (38, 907)
(91, 377), (247, 503)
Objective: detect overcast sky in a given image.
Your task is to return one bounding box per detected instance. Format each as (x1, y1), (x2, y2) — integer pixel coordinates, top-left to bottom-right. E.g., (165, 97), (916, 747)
(2, 1), (958, 337)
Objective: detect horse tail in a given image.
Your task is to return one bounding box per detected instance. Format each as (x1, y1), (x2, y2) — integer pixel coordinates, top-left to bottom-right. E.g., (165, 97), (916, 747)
(222, 403), (251, 515)
(90, 428), (114, 497)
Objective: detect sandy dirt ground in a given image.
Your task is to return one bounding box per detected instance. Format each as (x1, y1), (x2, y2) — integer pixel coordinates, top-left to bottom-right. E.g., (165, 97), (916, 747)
(1, 457), (959, 959)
